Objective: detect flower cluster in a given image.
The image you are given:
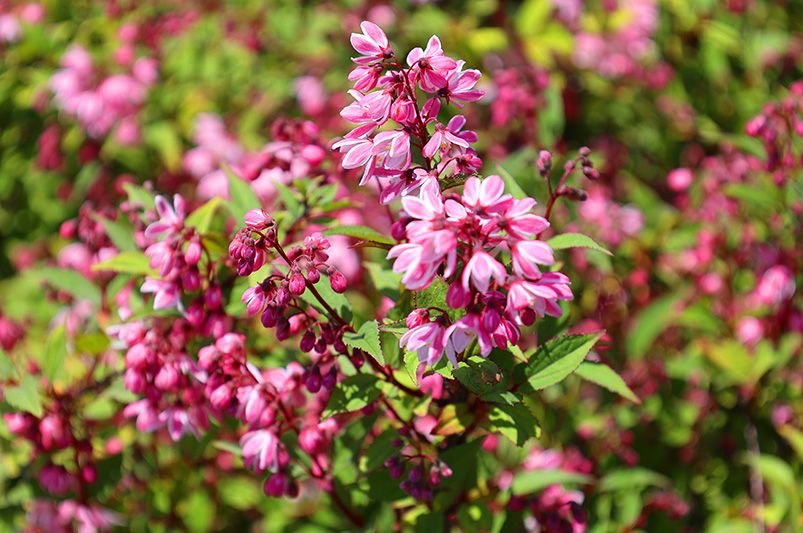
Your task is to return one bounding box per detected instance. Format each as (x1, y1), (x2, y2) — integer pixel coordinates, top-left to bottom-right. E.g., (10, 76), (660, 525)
(745, 80), (803, 176)
(333, 21), (484, 204)
(392, 175), (573, 366)
(49, 43), (158, 144)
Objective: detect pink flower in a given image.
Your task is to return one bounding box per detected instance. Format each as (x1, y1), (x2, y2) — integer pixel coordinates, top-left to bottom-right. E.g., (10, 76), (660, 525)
(145, 194), (186, 239)
(440, 61), (484, 104)
(511, 240), (555, 279)
(241, 429), (282, 472)
(140, 278), (180, 310)
(406, 36), (457, 92)
(350, 21), (391, 62)
(422, 116), (472, 158)
(400, 319), (447, 366)
(462, 251), (506, 292)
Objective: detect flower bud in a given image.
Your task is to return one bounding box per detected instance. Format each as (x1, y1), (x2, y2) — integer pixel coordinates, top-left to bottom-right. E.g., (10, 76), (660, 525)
(299, 331), (316, 352)
(288, 273), (306, 295)
(263, 473), (287, 497)
(329, 270), (347, 293)
(181, 268), (201, 292)
(322, 367), (338, 390)
(481, 308), (501, 333)
(446, 282), (471, 309)
(406, 309), (430, 329)
(537, 150), (552, 176)
(299, 426), (327, 455)
(305, 367), (322, 393)
(244, 209), (274, 231)
(124, 368), (146, 394)
(205, 283), (223, 310)
(81, 464), (98, 484)
(154, 364), (180, 391)
(210, 385), (233, 410)
(184, 238), (202, 266)
(261, 306), (279, 328)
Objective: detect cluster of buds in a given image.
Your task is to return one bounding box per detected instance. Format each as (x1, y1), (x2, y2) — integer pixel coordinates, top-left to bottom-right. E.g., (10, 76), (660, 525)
(234, 210), (349, 350)
(384, 434), (453, 502)
(113, 319), (210, 441)
(745, 80), (803, 177)
(333, 21), (484, 204)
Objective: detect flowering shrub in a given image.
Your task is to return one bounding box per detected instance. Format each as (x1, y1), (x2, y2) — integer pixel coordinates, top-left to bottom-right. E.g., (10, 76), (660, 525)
(0, 1), (800, 532)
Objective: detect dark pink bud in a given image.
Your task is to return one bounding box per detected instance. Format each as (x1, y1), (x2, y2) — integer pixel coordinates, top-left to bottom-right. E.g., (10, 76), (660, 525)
(276, 318), (291, 340)
(537, 150), (552, 176)
(329, 270), (347, 293)
(263, 473), (287, 497)
(305, 367), (322, 393)
(299, 331), (316, 352)
(185, 301), (206, 328)
(182, 268), (201, 292)
(519, 308), (536, 326)
(261, 306), (279, 328)
(124, 368), (146, 394)
(125, 343), (152, 369)
(197, 345), (219, 370)
(299, 426), (327, 455)
(322, 367), (337, 390)
(391, 219), (408, 241)
(184, 238), (202, 266)
(406, 309), (430, 329)
(482, 308), (501, 333)
(306, 268), (320, 284)
(81, 464), (98, 484)
(154, 364), (180, 391)
(288, 273), (306, 295)
(446, 282), (471, 309)
(205, 284), (223, 310)
(210, 385), (233, 410)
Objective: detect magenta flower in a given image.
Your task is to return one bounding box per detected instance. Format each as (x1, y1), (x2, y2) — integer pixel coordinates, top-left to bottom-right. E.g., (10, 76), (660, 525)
(423, 116), (472, 158)
(462, 251), (507, 292)
(440, 61), (484, 104)
(400, 319), (447, 366)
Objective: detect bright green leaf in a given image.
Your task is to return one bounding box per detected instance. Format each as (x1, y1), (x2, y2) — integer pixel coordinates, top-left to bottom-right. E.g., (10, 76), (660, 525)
(520, 333), (602, 392)
(4, 375), (43, 417)
(548, 233), (612, 256)
(511, 469), (591, 495)
(324, 226), (395, 246)
(343, 320), (384, 365)
(575, 361), (640, 403)
(322, 374), (382, 418)
(92, 251), (155, 276)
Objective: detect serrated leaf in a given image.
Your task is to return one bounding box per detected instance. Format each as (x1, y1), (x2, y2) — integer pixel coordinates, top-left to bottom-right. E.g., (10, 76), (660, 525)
(92, 251), (155, 275)
(185, 197), (224, 234)
(511, 469), (591, 495)
(96, 217), (137, 252)
(322, 374), (382, 418)
(34, 267), (101, 305)
(519, 333), (602, 392)
(324, 226), (395, 246)
(343, 320), (384, 365)
(4, 375), (43, 417)
(42, 326), (67, 383)
(488, 403), (540, 446)
(547, 233), (612, 256)
(224, 164), (261, 224)
(575, 361), (640, 403)
(454, 356), (504, 395)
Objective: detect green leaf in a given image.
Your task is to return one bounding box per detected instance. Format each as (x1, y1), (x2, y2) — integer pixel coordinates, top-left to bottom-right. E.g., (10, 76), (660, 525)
(627, 292), (685, 358)
(144, 122), (183, 172)
(778, 425), (803, 461)
(299, 276), (352, 323)
(4, 375), (43, 417)
(575, 362), (640, 403)
(537, 83), (565, 148)
(34, 267), (101, 305)
(274, 182), (304, 221)
(0, 351), (15, 380)
(547, 233), (612, 256)
(324, 225), (395, 246)
(42, 326), (67, 383)
(123, 183), (155, 210)
(185, 197), (224, 234)
(92, 251), (155, 275)
(457, 503), (494, 533)
(224, 164), (261, 224)
(519, 333), (602, 392)
(75, 332), (111, 355)
(361, 429), (397, 471)
(96, 217), (138, 252)
(511, 469), (591, 496)
(322, 374), (382, 418)
(496, 165), (527, 200)
(488, 403), (540, 446)
(597, 467), (668, 492)
(454, 356), (505, 396)
(343, 320), (384, 365)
